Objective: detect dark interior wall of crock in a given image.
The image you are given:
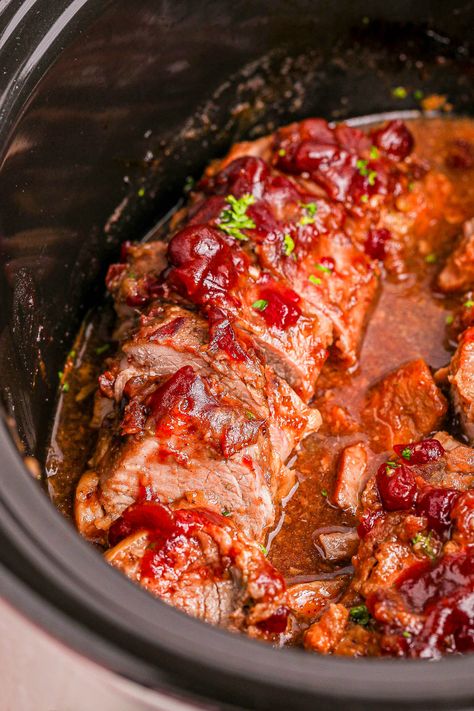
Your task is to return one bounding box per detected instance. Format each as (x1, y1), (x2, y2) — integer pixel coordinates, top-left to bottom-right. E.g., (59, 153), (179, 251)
(0, 0), (472, 459)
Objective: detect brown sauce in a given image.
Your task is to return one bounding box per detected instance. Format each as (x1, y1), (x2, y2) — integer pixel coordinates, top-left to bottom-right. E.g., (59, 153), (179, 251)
(46, 117), (474, 585)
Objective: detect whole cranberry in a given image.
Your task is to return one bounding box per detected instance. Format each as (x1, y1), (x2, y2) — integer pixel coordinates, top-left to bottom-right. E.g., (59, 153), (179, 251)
(394, 439), (445, 465)
(376, 462), (417, 511)
(357, 509), (383, 538)
(416, 487), (461, 534)
(371, 120), (414, 161)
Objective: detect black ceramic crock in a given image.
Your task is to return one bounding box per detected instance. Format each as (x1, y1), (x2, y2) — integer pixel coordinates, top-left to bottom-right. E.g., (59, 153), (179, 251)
(0, 2), (473, 709)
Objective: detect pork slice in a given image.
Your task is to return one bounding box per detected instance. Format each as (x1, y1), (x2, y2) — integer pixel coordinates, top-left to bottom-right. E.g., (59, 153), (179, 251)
(77, 367), (287, 543)
(438, 219), (474, 293)
(289, 231), (380, 367)
(333, 442), (369, 514)
(447, 327), (474, 443)
(102, 303), (320, 460)
(105, 502), (288, 633)
(76, 432), (279, 544)
(362, 358), (448, 451)
(105, 241), (168, 329)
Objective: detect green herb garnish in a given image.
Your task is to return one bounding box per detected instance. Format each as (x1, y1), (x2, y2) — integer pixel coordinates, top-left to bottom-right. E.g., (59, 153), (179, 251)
(425, 253), (437, 264)
(321, 488), (328, 498)
(222, 510), (232, 517)
(445, 314), (454, 325)
(369, 145), (379, 160)
(402, 630), (411, 639)
(315, 262), (332, 274)
(283, 233), (295, 256)
(218, 193), (256, 241)
(356, 158), (369, 176)
(349, 604), (371, 626)
(385, 461), (398, 474)
(464, 300), (474, 309)
(260, 544), (268, 556)
(360, 193), (369, 203)
(413, 89), (424, 101)
(401, 447), (411, 461)
(62, 382), (70, 393)
(252, 299), (268, 312)
(183, 175), (195, 192)
(299, 202), (318, 225)
(392, 86), (408, 99)
(412, 531), (436, 560)
(137, 187), (145, 198)
(245, 410), (256, 420)
(308, 274), (322, 286)
(367, 170), (377, 186)
(95, 344), (110, 355)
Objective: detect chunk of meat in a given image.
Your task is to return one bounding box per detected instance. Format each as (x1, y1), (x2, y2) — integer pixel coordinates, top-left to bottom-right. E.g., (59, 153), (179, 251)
(106, 241), (168, 331)
(362, 359), (448, 451)
(315, 528), (359, 563)
(438, 219), (474, 293)
(304, 603), (349, 654)
(105, 502), (289, 635)
(106, 302), (320, 460)
(448, 328), (474, 443)
(76, 367), (286, 543)
(287, 577), (348, 627)
(333, 442), (369, 513)
(331, 435), (474, 659)
(166, 224), (331, 401)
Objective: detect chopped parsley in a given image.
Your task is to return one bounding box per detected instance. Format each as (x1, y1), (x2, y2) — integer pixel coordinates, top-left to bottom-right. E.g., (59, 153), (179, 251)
(445, 314), (454, 325)
(283, 233), (295, 256)
(413, 89), (424, 101)
(315, 262), (332, 274)
(222, 510), (232, 517)
(58, 370), (63, 381)
(349, 604), (371, 626)
(369, 145), (379, 160)
(137, 187), (145, 198)
(95, 343), (110, 355)
(464, 300), (474, 309)
(183, 175), (195, 192)
(356, 158), (369, 176)
(252, 299), (268, 312)
(392, 86), (408, 99)
(357, 159), (377, 186)
(408, 181), (415, 192)
(321, 488), (328, 498)
(299, 202), (318, 225)
(218, 193), (256, 241)
(67, 349), (76, 361)
(425, 253), (437, 264)
(278, 148), (286, 157)
(245, 410), (256, 420)
(367, 170), (377, 186)
(360, 193), (369, 203)
(402, 630), (412, 639)
(62, 382), (70, 393)
(260, 544), (268, 556)
(308, 274), (322, 286)
(401, 447), (412, 461)
(412, 531), (436, 560)
(385, 461), (398, 475)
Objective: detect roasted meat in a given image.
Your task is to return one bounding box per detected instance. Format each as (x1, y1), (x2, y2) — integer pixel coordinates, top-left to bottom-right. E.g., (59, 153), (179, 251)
(69, 116), (474, 652)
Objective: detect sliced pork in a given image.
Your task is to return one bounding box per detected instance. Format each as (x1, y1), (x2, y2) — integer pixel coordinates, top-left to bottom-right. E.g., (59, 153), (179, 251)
(105, 501), (289, 634)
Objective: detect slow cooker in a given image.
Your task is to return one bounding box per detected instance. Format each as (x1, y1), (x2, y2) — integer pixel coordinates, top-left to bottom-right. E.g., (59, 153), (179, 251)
(1, 1), (473, 709)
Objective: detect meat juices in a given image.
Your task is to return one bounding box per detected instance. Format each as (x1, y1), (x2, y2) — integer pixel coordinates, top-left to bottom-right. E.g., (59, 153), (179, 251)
(64, 116), (474, 655)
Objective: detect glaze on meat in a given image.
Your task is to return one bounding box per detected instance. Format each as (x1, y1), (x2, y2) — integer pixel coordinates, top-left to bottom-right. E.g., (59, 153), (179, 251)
(49, 116), (474, 656)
